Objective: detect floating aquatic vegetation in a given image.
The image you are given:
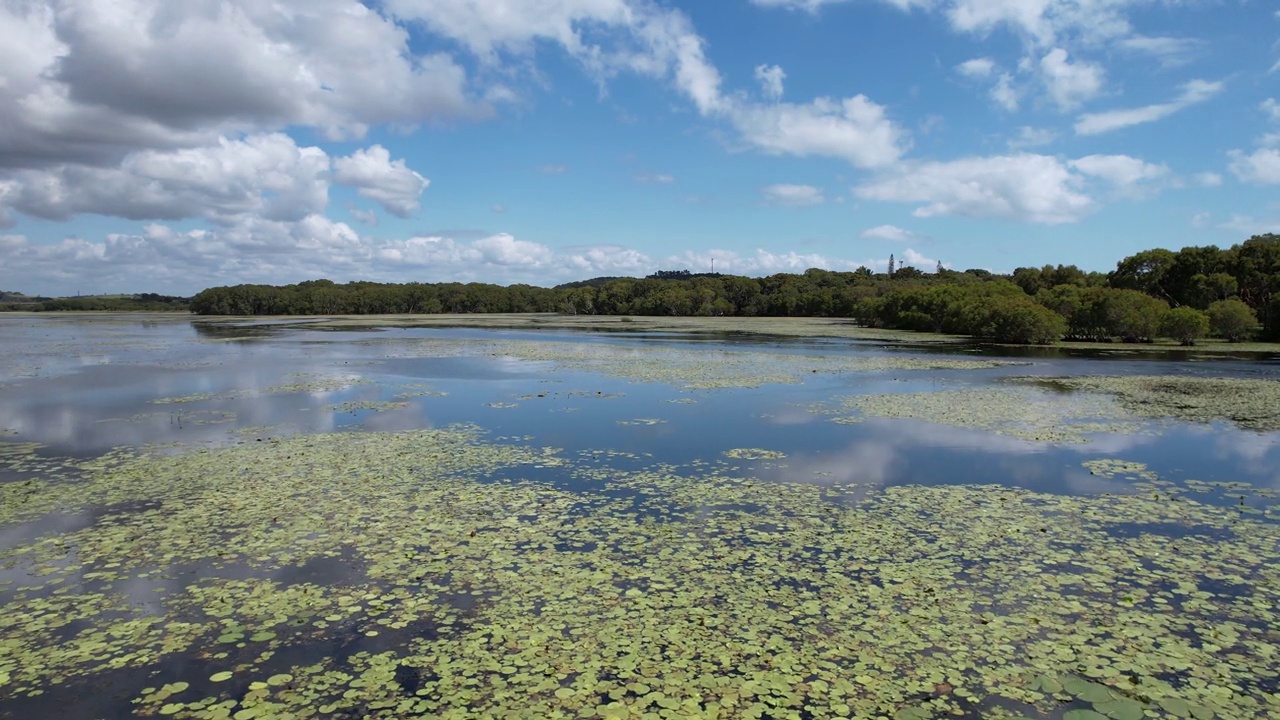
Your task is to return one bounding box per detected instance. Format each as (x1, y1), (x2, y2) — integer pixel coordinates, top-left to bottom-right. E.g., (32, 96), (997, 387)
(666, 397), (699, 404)
(1021, 375), (1280, 432)
(152, 392), (219, 405)
(485, 402), (519, 409)
(1083, 459), (1159, 481)
(617, 418), (666, 426)
(723, 448), (788, 460)
(392, 383), (447, 400)
(365, 336), (1019, 389)
(327, 401), (409, 414)
(151, 377), (372, 405)
(0, 428), (1278, 719)
(818, 388), (1147, 443)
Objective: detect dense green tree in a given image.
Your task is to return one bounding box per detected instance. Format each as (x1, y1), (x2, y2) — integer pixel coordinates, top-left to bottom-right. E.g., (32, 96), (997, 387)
(1159, 307), (1209, 346)
(1103, 289), (1168, 342)
(1109, 248), (1177, 301)
(1207, 298), (1258, 342)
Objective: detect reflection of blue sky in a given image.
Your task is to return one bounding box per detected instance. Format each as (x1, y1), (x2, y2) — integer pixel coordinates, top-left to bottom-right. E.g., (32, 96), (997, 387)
(3, 317), (1280, 501)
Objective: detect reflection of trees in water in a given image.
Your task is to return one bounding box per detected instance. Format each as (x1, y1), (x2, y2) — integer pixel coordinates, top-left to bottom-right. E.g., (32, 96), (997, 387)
(191, 321), (277, 341)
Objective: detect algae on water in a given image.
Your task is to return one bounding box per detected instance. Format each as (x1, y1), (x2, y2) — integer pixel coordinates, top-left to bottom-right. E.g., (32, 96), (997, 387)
(0, 426), (1277, 720)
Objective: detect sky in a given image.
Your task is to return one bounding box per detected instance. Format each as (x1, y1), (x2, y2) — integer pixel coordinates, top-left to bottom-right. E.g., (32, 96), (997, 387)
(1, 0), (1278, 296)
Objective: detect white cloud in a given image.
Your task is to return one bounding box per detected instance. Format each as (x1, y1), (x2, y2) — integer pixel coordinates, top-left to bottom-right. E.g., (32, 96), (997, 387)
(663, 248), (857, 275)
(0, 133), (330, 224)
(761, 184), (825, 206)
(0, 0), (484, 170)
(1229, 148), (1280, 184)
(755, 64), (787, 102)
(1195, 172), (1223, 187)
(1069, 154), (1170, 196)
(947, 0), (1134, 46)
(540, 164), (569, 175)
(1263, 99), (1280, 123)
(1008, 126), (1057, 149)
(560, 245), (652, 277)
(0, 222), (923, 296)
(1039, 48), (1104, 110)
(955, 58), (1018, 111)
(386, 0), (727, 115)
(861, 225), (925, 242)
(1116, 35), (1202, 67)
(991, 73), (1020, 111)
(491, 204), (508, 214)
(955, 57), (996, 78)
(727, 95), (909, 169)
(332, 146), (429, 217)
(386, 1), (910, 168)
(1220, 214), (1280, 236)
(636, 173), (677, 184)
(1074, 79), (1223, 135)
(854, 153), (1094, 224)
(902, 248), (942, 269)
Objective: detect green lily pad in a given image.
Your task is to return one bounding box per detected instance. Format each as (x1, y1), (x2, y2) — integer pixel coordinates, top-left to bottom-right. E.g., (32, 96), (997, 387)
(1095, 698), (1145, 720)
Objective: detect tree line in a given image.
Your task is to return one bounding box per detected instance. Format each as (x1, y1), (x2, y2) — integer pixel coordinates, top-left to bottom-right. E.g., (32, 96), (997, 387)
(178, 233), (1278, 344)
(0, 292), (190, 312)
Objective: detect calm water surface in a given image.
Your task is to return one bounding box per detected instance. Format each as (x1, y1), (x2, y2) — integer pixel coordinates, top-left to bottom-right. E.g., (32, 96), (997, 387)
(2, 314), (1279, 720)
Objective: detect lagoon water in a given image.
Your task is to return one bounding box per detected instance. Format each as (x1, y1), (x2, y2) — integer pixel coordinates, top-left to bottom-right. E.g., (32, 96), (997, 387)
(1, 314), (1278, 720)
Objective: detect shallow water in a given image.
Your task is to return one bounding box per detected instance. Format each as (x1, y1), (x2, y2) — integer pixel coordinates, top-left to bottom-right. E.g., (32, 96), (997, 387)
(1, 315), (1279, 720)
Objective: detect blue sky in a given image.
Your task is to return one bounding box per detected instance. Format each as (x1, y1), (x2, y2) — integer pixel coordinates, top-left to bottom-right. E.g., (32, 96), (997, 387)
(1, 0), (1278, 296)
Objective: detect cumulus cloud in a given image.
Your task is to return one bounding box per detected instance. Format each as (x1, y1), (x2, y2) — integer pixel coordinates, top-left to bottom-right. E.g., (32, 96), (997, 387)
(955, 57), (996, 78)
(0, 0), (484, 170)
(728, 96), (908, 169)
(755, 64), (787, 102)
(1039, 48), (1104, 110)
(1074, 79), (1223, 135)
(0, 134), (330, 224)
(0, 222), (922, 296)
(854, 153), (1093, 224)
(761, 184), (825, 206)
(902, 247), (943, 269)
(1195, 173), (1223, 187)
(635, 173), (677, 184)
(1229, 148), (1280, 184)
(1069, 154), (1170, 197)
(954, 58), (1020, 111)
(861, 225), (925, 242)
(388, 0), (908, 168)
(333, 146), (429, 217)
(662, 248), (867, 275)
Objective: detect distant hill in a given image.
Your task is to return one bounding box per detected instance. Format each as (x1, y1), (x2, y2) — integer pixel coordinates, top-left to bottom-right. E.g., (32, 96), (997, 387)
(555, 270), (725, 289)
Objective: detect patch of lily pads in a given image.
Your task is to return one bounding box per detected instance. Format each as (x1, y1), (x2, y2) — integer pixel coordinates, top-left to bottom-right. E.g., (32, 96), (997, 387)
(1, 427), (1277, 719)
(1019, 375), (1280, 432)
(367, 337), (1022, 389)
(816, 387), (1147, 443)
(327, 401), (409, 414)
